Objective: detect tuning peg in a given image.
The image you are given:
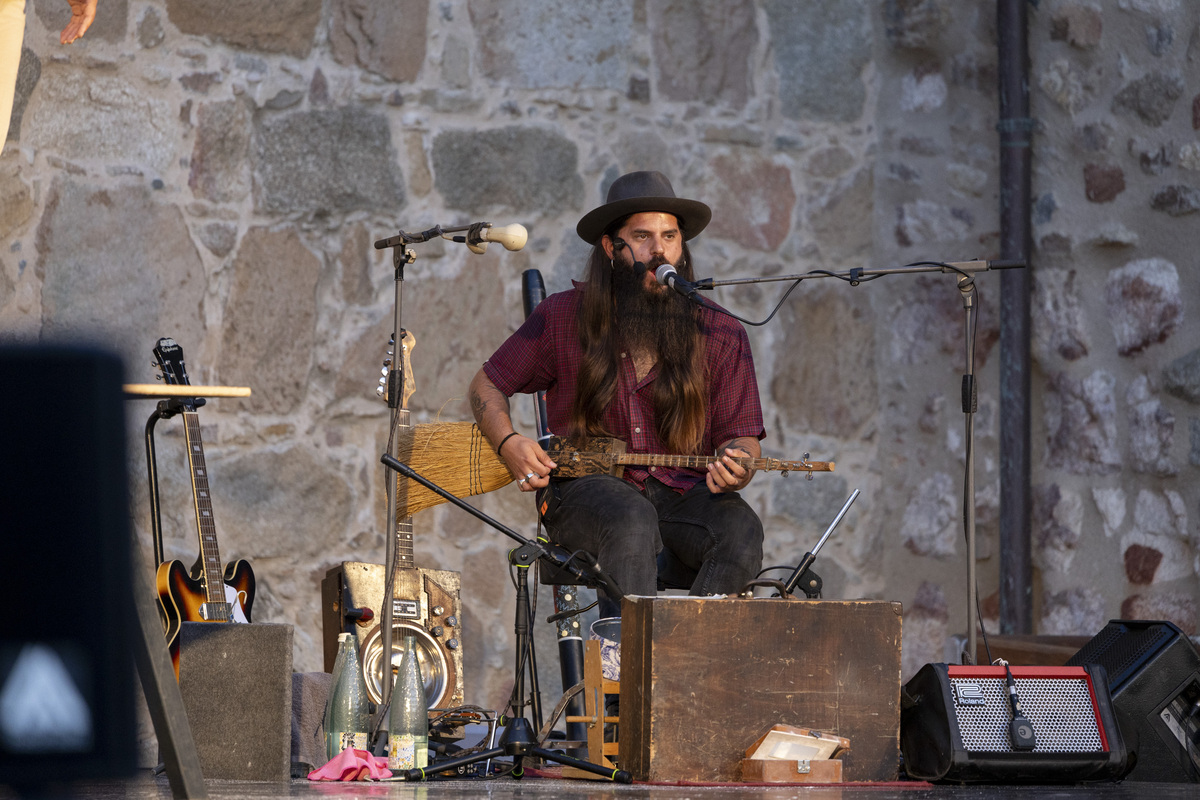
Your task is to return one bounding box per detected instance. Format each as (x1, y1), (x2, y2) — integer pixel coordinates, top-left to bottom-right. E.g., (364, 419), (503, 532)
(388, 335), (395, 345)
(154, 374), (163, 381)
(383, 358), (392, 367)
(376, 386), (385, 397)
(380, 366), (389, 377)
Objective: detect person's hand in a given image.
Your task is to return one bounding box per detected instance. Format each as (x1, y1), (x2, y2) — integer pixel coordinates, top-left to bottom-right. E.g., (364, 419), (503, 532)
(501, 435), (557, 493)
(61, 0), (98, 45)
(706, 447), (753, 494)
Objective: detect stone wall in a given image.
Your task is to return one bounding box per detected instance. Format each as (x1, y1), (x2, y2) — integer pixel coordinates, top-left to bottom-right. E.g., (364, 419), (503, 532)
(2, 0), (1198, 758)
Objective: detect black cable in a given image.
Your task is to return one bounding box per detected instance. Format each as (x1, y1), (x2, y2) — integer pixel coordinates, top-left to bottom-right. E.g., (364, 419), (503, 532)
(691, 260), (971, 327)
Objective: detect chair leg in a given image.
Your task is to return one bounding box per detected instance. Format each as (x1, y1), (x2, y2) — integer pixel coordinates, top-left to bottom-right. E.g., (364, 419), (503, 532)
(562, 639), (619, 779)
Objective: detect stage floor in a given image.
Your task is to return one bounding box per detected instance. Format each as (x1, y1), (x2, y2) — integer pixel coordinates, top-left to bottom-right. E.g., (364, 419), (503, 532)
(6, 773), (1198, 800)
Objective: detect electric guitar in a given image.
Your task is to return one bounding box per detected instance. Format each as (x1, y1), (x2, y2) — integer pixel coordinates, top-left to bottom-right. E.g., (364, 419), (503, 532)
(152, 337), (255, 678)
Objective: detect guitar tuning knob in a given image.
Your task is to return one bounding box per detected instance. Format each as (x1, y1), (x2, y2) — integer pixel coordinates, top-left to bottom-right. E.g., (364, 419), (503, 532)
(381, 366), (389, 377)
(378, 376), (387, 386)
(388, 335), (395, 345)
(154, 374), (163, 381)
(376, 386), (385, 397)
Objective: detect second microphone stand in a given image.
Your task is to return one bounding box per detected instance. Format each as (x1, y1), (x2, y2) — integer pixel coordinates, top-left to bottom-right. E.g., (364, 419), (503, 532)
(689, 258), (1018, 665)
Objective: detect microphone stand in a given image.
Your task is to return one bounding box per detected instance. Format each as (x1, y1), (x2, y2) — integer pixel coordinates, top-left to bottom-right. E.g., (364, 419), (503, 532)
(379, 454), (631, 783)
(687, 258), (1024, 666)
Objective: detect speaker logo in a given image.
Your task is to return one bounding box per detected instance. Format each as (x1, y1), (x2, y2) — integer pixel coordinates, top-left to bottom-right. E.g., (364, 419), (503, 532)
(953, 682), (987, 706)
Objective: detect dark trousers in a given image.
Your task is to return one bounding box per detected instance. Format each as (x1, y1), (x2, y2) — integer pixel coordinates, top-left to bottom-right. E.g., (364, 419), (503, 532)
(539, 475), (764, 618)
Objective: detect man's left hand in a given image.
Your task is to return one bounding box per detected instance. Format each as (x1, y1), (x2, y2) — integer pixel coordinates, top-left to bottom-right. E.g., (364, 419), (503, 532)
(706, 446), (754, 494)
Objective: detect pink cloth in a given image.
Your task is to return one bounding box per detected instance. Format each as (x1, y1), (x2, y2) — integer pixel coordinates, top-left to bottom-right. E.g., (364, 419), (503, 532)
(307, 748), (393, 781)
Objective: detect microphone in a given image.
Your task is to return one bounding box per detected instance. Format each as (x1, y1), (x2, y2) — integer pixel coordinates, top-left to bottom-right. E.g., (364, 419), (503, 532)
(446, 223), (528, 254)
(655, 263), (701, 300)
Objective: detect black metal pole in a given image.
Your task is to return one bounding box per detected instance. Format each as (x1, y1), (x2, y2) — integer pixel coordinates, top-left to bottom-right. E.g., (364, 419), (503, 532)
(997, 0), (1034, 635)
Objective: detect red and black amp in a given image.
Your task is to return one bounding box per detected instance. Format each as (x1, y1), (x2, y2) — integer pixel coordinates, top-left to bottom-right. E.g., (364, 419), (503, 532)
(901, 663), (1128, 783)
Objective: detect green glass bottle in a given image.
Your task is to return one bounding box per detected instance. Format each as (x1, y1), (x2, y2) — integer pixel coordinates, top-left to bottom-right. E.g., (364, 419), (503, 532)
(324, 632), (370, 761)
(387, 635), (429, 771)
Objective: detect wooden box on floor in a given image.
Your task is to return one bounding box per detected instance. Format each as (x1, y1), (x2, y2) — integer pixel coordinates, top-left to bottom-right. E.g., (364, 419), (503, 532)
(619, 596), (903, 783)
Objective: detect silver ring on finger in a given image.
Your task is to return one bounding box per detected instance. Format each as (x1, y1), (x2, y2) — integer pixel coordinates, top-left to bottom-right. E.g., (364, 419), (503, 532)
(525, 472), (536, 480)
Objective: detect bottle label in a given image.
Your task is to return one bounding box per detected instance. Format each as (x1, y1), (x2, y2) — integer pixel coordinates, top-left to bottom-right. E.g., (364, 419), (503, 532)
(339, 732), (369, 752)
(388, 734), (417, 770)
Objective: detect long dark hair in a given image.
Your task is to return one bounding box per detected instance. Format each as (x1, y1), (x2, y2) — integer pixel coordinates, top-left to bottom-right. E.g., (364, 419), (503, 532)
(570, 221), (707, 454)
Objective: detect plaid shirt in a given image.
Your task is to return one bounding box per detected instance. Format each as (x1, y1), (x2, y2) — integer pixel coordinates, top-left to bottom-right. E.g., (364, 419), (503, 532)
(483, 284), (765, 492)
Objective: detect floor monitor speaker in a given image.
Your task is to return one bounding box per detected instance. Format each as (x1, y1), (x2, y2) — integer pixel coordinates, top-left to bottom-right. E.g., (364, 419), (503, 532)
(901, 663), (1127, 783)
(1066, 619), (1200, 782)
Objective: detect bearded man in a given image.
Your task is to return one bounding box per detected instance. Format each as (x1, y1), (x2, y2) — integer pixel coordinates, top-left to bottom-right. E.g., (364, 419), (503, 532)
(468, 171), (765, 618)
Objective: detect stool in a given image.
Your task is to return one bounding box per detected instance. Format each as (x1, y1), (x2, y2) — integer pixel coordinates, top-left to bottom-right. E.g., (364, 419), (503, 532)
(562, 639), (619, 779)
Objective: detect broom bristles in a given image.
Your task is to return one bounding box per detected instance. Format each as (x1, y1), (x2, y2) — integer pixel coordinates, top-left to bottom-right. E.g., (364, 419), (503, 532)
(392, 421), (514, 517)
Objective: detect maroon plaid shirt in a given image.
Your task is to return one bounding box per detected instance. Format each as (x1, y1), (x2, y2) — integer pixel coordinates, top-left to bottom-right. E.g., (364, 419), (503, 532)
(483, 284), (765, 492)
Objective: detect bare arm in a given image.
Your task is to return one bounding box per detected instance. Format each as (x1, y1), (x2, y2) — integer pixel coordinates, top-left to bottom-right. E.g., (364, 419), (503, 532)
(469, 367), (555, 492)
(706, 435), (761, 494)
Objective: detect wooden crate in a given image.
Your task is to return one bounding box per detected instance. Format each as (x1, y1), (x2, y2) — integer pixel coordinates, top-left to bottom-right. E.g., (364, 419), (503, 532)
(619, 596), (903, 783)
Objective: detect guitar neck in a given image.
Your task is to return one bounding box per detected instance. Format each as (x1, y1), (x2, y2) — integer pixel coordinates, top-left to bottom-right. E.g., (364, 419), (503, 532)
(182, 410), (229, 611)
(611, 452), (833, 473)
(394, 408), (416, 571)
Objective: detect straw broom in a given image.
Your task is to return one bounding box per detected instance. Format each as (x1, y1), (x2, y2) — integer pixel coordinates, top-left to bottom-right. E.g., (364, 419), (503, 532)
(393, 421), (514, 516)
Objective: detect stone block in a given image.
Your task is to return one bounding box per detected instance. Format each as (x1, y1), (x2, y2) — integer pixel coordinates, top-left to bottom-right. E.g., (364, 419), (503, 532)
(901, 472), (958, 558)
(330, 0), (427, 83)
(1084, 163), (1125, 202)
(1050, 4), (1103, 48)
(1126, 375), (1177, 475)
(0, 161), (32, 239)
(1033, 484), (1083, 573)
(35, 178), (206, 364)
(1043, 370), (1121, 475)
(1120, 593), (1197, 636)
(1150, 184), (1200, 215)
(1103, 258), (1181, 356)
(23, 68), (175, 173)
(883, 0), (947, 50)
(1040, 587), (1106, 636)
(431, 126), (580, 214)
(1092, 487), (1127, 538)
(1163, 349), (1200, 403)
(650, 0), (757, 109)
(469, 0), (629, 90)
(1112, 70), (1184, 127)
(769, 286), (877, 438)
(217, 227), (319, 415)
(765, 0), (870, 123)
(166, 0), (321, 58)
(190, 100), (251, 203)
(252, 107), (405, 217)
(707, 154), (796, 251)
(137, 7), (165, 49)
(1032, 268), (1090, 363)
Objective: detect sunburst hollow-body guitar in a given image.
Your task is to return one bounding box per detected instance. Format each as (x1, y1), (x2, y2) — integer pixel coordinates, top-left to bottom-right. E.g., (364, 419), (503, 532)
(152, 337), (255, 679)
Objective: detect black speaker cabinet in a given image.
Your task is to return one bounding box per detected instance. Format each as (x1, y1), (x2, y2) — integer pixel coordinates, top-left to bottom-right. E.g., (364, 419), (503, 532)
(1066, 619), (1200, 782)
(321, 562), (464, 710)
(901, 663), (1127, 783)
(0, 345), (136, 786)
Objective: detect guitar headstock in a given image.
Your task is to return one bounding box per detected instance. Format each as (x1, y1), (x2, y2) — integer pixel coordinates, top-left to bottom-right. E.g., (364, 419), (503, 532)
(152, 337), (198, 409)
(377, 330), (416, 408)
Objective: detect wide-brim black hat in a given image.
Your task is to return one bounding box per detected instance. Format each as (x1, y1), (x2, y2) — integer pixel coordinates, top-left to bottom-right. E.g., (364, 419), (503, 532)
(576, 171), (711, 244)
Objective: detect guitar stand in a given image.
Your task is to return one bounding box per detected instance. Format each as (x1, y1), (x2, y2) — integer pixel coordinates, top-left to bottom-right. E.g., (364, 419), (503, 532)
(379, 454), (632, 784)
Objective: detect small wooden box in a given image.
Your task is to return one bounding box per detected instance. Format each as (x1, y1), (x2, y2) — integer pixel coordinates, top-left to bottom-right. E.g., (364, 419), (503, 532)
(741, 758), (842, 783)
(619, 596), (902, 783)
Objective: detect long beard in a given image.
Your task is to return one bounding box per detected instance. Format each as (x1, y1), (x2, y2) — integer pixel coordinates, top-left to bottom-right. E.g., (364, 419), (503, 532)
(611, 256), (699, 355)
